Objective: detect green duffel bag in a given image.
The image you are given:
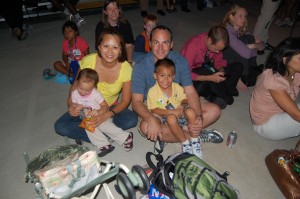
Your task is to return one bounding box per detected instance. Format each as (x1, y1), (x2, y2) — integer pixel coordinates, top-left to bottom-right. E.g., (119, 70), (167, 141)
(147, 152), (240, 199)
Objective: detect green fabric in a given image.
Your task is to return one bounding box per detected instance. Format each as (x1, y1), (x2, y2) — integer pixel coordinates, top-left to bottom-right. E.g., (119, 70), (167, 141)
(173, 155), (240, 199)
(25, 144), (89, 183)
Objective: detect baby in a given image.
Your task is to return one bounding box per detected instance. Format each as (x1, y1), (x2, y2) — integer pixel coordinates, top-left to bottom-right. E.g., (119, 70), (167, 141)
(71, 68), (133, 157)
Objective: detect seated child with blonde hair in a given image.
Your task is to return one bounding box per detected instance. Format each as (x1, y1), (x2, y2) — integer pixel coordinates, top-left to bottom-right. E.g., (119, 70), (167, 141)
(71, 68), (133, 157)
(134, 14), (158, 63)
(147, 58), (202, 158)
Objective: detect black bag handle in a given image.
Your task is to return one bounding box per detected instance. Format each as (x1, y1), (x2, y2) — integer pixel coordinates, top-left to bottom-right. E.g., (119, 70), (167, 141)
(146, 152), (164, 181)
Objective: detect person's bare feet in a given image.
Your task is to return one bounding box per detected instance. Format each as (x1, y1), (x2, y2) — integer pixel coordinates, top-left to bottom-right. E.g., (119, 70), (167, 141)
(237, 79), (248, 92)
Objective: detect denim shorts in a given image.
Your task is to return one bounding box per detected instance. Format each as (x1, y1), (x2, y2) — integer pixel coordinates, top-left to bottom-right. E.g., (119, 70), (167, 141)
(161, 115), (187, 127)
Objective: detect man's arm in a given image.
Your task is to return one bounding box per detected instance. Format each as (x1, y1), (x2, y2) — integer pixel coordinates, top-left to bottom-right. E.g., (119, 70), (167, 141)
(132, 93), (162, 140)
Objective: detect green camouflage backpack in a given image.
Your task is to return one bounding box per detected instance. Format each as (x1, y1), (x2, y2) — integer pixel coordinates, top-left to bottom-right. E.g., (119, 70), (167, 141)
(146, 152), (240, 199)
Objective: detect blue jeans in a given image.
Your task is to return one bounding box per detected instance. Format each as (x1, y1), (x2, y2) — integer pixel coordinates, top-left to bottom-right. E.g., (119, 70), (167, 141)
(54, 108), (138, 143)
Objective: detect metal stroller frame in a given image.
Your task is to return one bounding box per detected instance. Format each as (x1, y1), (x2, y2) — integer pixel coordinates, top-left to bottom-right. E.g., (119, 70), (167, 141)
(23, 138), (150, 199)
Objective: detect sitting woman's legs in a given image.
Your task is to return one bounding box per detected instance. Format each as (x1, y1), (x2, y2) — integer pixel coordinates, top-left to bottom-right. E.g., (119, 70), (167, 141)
(253, 104), (300, 140)
(54, 112), (90, 142)
(112, 108), (138, 130)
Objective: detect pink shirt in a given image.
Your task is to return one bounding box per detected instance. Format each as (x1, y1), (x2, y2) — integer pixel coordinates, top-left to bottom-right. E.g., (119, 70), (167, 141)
(62, 36), (89, 61)
(250, 69), (300, 125)
(71, 88), (104, 110)
(180, 32), (227, 81)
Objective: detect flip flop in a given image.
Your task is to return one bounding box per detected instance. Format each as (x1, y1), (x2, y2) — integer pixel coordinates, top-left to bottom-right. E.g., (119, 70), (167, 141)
(42, 68), (57, 80)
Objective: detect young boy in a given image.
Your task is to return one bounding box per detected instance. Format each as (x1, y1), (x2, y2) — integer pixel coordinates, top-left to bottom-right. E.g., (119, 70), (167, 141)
(147, 58), (203, 158)
(133, 14), (158, 62)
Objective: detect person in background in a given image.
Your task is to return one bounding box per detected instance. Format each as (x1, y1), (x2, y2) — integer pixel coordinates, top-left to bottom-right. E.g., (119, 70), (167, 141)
(250, 37), (300, 140)
(166, 0), (177, 13)
(253, 0), (281, 55)
(50, 0), (86, 26)
(274, 0), (297, 27)
(95, 0), (134, 65)
(0, 0), (28, 40)
(134, 14), (158, 63)
(181, 26), (243, 109)
(140, 0), (166, 17)
(221, 5), (265, 89)
(53, 21), (89, 79)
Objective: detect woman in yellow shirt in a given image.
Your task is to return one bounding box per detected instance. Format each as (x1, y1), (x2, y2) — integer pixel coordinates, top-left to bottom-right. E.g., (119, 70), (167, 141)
(55, 28), (137, 143)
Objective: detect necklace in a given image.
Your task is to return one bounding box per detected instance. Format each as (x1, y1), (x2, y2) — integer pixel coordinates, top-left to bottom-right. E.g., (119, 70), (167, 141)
(289, 75), (296, 99)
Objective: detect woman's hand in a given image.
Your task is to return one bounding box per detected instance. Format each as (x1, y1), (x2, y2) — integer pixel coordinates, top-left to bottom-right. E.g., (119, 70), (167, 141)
(68, 102), (83, 116)
(90, 111), (110, 128)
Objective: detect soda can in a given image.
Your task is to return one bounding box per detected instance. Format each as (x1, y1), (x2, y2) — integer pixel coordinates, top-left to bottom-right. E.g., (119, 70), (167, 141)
(226, 131), (237, 147)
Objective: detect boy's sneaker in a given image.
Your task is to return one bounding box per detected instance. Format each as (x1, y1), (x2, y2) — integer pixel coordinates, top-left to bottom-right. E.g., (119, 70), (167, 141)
(76, 18), (86, 27)
(182, 142), (192, 154)
(97, 144), (115, 157)
(191, 140), (203, 159)
(199, 129), (223, 143)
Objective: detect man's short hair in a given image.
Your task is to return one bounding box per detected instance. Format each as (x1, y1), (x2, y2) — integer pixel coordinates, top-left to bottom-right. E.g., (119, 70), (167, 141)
(207, 25), (229, 46)
(150, 25), (173, 42)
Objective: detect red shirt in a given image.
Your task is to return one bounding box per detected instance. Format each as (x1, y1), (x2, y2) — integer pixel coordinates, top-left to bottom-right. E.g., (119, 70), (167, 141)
(180, 32), (227, 81)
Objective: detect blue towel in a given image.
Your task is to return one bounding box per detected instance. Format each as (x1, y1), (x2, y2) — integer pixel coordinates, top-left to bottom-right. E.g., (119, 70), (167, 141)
(55, 72), (69, 84)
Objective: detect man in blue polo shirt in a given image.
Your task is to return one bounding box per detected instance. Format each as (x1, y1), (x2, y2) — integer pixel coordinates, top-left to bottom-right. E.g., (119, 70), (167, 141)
(132, 25), (223, 154)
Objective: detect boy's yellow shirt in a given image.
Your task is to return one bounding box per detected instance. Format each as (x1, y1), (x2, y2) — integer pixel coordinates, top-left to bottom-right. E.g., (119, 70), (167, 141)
(147, 82), (187, 110)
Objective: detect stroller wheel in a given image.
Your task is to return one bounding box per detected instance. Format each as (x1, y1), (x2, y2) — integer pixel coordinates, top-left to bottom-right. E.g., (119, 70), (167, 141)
(131, 165), (150, 194)
(116, 173), (135, 199)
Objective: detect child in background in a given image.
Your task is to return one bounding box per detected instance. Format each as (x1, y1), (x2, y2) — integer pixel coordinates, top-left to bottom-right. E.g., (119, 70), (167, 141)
(133, 14), (158, 63)
(147, 58), (202, 158)
(53, 21), (89, 83)
(71, 68), (133, 157)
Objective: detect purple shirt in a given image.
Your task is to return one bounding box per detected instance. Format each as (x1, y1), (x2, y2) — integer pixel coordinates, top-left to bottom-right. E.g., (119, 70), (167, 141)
(226, 24), (256, 59)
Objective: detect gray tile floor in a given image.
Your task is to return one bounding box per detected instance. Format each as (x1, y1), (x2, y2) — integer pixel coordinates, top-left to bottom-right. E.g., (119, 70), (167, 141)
(0, 0), (299, 198)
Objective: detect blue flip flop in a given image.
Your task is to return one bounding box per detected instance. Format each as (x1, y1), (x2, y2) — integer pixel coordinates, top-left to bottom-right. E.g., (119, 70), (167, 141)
(43, 68), (57, 80)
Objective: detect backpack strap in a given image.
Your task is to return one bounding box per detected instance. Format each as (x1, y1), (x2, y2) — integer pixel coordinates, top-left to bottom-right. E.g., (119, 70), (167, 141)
(146, 152), (164, 181)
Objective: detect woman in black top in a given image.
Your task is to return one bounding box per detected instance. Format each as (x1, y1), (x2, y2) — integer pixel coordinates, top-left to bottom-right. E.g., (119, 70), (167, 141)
(95, 0), (134, 65)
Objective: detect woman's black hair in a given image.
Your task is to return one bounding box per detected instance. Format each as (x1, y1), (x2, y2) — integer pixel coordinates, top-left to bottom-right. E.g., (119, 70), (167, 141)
(96, 28), (127, 62)
(62, 21), (79, 35)
(265, 37), (300, 76)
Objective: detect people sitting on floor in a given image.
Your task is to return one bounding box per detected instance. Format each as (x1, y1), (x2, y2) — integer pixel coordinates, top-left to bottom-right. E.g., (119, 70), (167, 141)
(250, 37), (300, 140)
(180, 25), (243, 109)
(132, 25), (223, 156)
(221, 5), (265, 89)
